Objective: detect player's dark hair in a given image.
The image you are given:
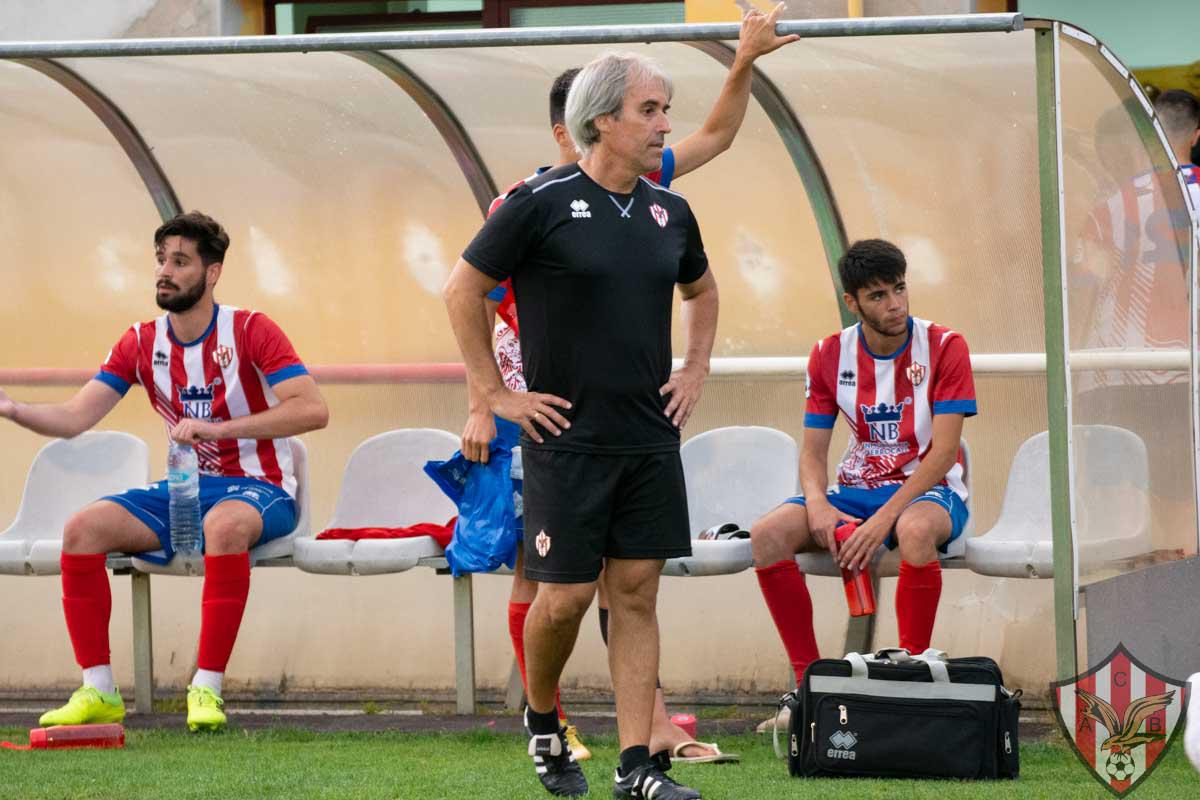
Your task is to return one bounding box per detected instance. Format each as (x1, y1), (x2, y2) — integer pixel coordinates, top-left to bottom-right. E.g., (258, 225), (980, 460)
(839, 239), (907, 298)
(1155, 89), (1200, 141)
(154, 211), (229, 266)
(550, 67), (581, 128)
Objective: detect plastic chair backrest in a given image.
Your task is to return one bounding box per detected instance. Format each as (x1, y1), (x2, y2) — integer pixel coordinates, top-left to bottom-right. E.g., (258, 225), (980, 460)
(996, 425), (1148, 543)
(680, 426), (798, 536)
(1, 431), (149, 540)
(326, 429), (461, 530)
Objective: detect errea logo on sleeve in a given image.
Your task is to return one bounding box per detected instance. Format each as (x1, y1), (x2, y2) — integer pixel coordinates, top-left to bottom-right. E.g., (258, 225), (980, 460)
(570, 199), (591, 219)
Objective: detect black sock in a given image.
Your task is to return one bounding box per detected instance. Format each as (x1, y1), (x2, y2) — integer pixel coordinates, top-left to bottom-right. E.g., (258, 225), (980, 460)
(619, 745), (651, 776)
(600, 607), (661, 690)
(526, 705), (560, 736)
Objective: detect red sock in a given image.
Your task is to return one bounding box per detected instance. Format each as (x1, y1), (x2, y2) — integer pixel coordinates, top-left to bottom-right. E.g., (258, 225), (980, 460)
(508, 600), (565, 719)
(896, 560), (943, 654)
(756, 560), (820, 685)
(196, 553), (251, 672)
(60, 553), (112, 669)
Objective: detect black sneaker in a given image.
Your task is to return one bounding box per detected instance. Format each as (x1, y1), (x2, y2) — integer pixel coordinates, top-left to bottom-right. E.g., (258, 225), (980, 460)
(526, 721), (588, 797)
(613, 752), (701, 799)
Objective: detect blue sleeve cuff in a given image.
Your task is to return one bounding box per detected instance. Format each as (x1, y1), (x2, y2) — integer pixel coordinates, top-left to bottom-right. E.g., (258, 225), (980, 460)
(93, 371), (131, 397)
(266, 364), (309, 386)
(486, 284), (508, 302)
(933, 399), (977, 416)
(659, 146), (675, 188)
(804, 412), (836, 429)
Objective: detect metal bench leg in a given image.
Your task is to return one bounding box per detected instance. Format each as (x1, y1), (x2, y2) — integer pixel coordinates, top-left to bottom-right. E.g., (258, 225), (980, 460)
(841, 573), (881, 656)
(505, 656), (526, 711)
(130, 571), (154, 714)
(453, 574), (476, 714)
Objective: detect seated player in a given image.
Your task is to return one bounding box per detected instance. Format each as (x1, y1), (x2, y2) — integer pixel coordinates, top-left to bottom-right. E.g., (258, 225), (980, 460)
(460, 2), (798, 762)
(750, 239), (976, 709)
(0, 211), (328, 732)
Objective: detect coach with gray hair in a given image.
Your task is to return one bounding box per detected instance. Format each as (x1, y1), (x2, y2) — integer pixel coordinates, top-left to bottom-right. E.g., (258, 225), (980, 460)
(444, 51), (718, 799)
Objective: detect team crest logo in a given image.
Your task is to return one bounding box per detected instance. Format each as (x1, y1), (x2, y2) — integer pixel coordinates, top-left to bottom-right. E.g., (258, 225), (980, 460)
(1051, 643), (1187, 796)
(906, 362), (927, 388)
(535, 529), (551, 558)
(212, 345), (233, 369)
(649, 203), (669, 228)
(178, 383), (215, 420)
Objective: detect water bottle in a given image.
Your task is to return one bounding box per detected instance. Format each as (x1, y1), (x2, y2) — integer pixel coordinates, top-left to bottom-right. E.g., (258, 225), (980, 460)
(835, 522), (876, 617)
(167, 442), (202, 556)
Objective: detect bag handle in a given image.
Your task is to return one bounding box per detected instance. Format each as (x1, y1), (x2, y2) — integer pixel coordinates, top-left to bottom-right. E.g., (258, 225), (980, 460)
(846, 648), (950, 683)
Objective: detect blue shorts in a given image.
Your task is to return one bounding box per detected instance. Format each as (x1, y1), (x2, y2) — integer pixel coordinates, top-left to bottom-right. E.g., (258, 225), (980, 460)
(102, 476), (297, 564)
(785, 484), (968, 553)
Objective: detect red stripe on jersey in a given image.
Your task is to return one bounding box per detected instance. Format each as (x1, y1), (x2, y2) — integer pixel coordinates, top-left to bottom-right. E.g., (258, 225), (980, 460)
(168, 334), (189, 421)
(234, 312), (282, 484)
(895, 348), (917, 448)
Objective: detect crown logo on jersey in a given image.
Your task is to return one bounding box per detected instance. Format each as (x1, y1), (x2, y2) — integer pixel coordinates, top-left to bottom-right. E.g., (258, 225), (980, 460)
(179, 385), (214, 402)
(860, 398), (912, 423)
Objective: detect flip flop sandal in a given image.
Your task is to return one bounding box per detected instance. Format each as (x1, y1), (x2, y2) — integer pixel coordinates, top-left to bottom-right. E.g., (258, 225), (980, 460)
(670, 740), (741, 764)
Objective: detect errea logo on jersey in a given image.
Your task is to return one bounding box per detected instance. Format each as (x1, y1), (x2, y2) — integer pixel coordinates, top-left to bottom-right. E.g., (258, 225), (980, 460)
(570, 199), (591, 218)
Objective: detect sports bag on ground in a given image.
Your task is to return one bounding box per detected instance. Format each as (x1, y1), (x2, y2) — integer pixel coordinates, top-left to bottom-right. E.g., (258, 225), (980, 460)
(775, 648), (1021, 781)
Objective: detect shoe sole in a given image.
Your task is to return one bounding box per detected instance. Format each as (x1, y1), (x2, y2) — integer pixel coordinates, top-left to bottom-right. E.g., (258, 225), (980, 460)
(187, 720), (227, 733)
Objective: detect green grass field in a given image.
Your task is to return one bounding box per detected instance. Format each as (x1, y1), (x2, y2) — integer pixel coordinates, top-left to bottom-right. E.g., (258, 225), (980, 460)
(2, 727), (1196, 799)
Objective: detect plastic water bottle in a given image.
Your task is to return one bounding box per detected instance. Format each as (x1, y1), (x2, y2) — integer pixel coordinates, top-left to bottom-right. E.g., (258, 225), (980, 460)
(835, 522), (876, 617)
(167, 442), (202, 556)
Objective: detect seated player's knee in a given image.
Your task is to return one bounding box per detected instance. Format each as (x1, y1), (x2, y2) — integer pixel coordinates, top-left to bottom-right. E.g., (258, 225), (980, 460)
(751, 509), (802, 567)
(894, 514), (938, 565)
(62, 508), (106, 554)
(203, 506), (262, 555)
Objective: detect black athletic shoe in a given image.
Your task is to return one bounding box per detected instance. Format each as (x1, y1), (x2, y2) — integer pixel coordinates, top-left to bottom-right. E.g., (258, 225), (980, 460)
(526, 723), (589, 797)
(613, 753), (701, 799)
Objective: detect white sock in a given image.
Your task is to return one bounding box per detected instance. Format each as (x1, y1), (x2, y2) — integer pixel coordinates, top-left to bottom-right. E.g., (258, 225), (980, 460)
(191, 669), (223, 695)
(82, 665), (115, 695)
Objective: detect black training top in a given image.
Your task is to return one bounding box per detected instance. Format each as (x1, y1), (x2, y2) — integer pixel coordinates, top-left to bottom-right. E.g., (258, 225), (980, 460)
(462, 163), (710, 455)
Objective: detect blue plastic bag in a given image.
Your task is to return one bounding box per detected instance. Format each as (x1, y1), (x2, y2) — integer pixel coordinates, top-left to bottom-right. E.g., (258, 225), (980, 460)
(424, 418), (521, 576)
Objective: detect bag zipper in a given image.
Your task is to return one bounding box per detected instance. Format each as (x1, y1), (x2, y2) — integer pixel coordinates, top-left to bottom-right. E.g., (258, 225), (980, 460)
(839, 704), (848, 724)
(1004, 731), (1012, 754)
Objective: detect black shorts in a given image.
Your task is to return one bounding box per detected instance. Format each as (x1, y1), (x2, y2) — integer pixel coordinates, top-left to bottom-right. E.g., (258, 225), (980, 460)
(521, 448), (692, 583)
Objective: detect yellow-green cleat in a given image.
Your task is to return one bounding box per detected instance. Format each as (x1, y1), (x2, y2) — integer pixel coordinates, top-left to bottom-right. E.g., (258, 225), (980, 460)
(186, 685), (227, 733)
(39, 686), (125, 727)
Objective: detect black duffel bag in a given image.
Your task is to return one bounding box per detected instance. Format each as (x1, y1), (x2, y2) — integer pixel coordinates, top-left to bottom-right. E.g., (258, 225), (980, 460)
(774, 648), (1021, 781)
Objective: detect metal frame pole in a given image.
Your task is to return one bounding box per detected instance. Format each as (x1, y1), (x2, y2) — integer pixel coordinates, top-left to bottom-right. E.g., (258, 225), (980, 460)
(1035, 22), (1078, 680)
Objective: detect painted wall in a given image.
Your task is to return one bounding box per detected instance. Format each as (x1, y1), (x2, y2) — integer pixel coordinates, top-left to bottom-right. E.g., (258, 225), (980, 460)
(1020, 0), (1199, 69)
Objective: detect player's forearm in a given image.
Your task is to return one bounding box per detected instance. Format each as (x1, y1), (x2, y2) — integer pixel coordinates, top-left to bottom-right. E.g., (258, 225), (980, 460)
(679, 284), (718, 374)
(445, 284), (507, 402)
(4, 401), (90, 439)
(799, 448), (831, 503)
(215, 396), (329, 440)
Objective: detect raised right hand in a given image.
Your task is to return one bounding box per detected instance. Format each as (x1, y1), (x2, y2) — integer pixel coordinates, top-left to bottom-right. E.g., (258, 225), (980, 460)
(807, 497), (859, 558)
(489, 388), (572, 445)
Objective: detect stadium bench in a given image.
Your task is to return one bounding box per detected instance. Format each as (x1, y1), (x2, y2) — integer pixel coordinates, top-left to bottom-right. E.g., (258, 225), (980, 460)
(0, 431), (149, 576)
(663, 425), (799, 577)
(292, 429), (480, 711)
(966, 425), (1151, 578)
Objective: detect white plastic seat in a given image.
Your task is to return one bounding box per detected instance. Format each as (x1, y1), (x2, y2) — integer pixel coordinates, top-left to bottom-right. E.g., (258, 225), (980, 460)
(663, 426), (799, 577)
(966, 425), (1150, 578)
(0, 432), (150, 576)
(794, 440), (973, 579)
(130, 438), (312, 576)
(294, 429), (460, 576)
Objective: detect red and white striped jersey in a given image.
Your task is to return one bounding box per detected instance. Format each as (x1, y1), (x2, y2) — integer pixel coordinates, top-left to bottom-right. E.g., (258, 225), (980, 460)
(95, 304), (308, 496)
(1077, 169), (1192, 388)
(805, 317), (976, 500)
